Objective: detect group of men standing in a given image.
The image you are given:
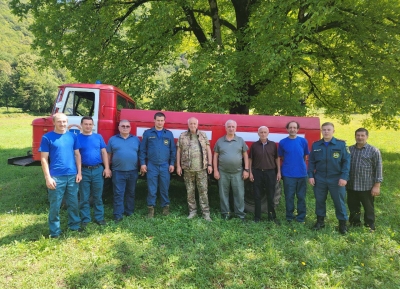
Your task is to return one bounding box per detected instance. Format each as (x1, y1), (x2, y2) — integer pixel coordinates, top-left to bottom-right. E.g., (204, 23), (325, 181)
(39, 113), (382, 238)
(40, 112), (177, 238)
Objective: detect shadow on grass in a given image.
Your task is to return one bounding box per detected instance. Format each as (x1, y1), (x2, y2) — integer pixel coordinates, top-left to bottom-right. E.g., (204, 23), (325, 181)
(0, 222), (49, 245)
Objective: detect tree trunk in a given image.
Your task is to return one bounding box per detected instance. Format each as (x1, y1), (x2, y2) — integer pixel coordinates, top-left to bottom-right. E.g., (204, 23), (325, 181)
(229, 0), (254, 114)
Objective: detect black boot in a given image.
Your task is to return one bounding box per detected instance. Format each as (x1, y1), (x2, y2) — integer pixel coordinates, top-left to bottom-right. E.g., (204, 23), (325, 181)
(312, 216), (325, 230)
(339, 220), (348, 235)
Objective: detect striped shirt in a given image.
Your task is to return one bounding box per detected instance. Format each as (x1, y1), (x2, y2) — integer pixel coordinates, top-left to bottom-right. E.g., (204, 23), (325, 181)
(347, 143), (383, 191)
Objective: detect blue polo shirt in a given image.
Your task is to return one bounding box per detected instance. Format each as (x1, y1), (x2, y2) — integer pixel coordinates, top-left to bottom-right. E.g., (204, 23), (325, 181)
(106, 134), (140, 171)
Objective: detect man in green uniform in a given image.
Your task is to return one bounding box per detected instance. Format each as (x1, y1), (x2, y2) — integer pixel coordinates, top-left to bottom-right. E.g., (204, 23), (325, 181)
(176, 117), (213, 221)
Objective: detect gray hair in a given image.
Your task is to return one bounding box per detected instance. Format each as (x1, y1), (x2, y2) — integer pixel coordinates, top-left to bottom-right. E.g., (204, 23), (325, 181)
(187, 117), (199, 125)
(119, 119), (130, 125)
(258, 126), (269, 132)
(225, 119), (237, 127)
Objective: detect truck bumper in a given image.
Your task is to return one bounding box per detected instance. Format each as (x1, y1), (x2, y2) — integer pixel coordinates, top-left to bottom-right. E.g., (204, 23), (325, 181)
(8, 152), (40, 166)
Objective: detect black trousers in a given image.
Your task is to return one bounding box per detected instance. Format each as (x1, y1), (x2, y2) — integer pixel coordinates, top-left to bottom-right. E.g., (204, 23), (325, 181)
(253, 169), (276, 221)
(347, 189), (375, 226)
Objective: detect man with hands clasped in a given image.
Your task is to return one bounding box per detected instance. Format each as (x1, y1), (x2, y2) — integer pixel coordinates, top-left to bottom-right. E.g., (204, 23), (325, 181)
(249, 126), (281, 223)
(213, 120), (249, 221)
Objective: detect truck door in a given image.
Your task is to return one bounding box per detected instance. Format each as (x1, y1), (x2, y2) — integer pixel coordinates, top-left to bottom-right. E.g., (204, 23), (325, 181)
(56, 88), (100, 134)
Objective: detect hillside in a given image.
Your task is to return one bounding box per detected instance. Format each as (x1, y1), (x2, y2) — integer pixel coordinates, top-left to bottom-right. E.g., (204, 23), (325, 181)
(0, 0), (32, 63)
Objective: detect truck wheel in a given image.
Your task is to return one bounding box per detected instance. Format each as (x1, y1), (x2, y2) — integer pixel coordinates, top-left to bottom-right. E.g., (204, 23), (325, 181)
(244, 180), (282, 213)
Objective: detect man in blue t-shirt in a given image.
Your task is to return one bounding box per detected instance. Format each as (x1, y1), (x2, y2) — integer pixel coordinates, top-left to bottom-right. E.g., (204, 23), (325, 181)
(107, 120), (140, 222)
(278, 121), (310, 223)
(39, 113), (82, 238)
(78, 116), (111, 227)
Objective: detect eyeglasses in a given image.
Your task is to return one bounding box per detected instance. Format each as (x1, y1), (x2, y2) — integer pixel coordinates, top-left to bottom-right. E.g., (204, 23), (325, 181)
(120, 125), (131, 128)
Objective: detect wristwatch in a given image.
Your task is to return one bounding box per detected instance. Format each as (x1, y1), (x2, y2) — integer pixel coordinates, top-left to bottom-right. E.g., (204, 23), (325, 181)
(207, 164), (212, 167)
(244, 169), (249, 172)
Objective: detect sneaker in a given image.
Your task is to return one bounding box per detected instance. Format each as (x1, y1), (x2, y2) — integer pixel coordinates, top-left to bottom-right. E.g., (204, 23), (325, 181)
(81, 222), (89, 229)
(95, 220), (107, 226)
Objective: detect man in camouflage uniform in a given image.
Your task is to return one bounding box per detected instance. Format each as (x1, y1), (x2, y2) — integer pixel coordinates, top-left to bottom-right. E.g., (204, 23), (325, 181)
(176, 117), (213, 221)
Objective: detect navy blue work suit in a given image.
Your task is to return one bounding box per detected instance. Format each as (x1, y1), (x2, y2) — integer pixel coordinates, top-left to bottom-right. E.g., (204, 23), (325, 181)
(139, 127), (176, 207)
(308, 137), (351, 221)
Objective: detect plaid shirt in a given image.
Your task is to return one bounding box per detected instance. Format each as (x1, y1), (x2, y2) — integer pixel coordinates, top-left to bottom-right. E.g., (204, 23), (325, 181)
(347, 143), (383, 191)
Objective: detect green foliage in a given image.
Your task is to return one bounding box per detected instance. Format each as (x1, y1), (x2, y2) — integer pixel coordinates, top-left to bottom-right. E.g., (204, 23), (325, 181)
(1, 111), (400, 288)
(8, 0), (400, 127)
(0, 0), (73, 113)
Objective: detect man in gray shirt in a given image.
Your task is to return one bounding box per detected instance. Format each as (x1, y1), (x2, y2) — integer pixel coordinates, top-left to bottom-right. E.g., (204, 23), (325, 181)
(213, 120), (249, 221)
(346, 128), (383, 232)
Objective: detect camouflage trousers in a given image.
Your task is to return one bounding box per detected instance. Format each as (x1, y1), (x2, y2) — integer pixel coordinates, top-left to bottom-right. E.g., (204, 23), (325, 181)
(183, 169), (210, 214)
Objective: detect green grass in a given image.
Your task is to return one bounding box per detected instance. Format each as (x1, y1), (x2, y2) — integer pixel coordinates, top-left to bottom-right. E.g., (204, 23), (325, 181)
(0, 108), (399, 288)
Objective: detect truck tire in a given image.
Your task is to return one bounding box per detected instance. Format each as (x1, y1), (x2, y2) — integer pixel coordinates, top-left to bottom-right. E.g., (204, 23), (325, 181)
(244, 180), (282, 213)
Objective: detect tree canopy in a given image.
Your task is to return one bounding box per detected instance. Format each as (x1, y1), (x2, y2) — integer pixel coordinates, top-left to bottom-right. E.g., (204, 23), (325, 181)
(0, 0), (72, 112)
(10, 0), (400, 128)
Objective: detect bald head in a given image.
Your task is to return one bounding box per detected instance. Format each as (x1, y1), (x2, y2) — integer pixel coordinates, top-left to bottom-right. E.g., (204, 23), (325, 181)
(188, 117), (199, 133)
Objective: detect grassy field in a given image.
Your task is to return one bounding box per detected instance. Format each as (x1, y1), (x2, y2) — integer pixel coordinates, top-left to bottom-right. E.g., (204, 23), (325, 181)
(0, 108), (399, 288)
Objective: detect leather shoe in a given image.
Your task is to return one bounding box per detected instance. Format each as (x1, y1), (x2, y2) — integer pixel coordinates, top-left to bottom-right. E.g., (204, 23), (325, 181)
(95, 220), (107, 226)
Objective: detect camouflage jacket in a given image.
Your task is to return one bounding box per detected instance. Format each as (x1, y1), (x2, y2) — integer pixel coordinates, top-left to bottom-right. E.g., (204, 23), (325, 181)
(178, 130), (210, 170)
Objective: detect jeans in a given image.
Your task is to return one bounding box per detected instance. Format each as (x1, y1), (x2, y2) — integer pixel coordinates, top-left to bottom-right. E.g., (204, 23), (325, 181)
(48, 175), (81, 237)
(112, 170), (138, 219)
(347, 189), (375, 226)
(146, 162), (170, 207)
(218, 171), (245, 219)
(313, 177), (348, 221)
(283, 176), (307, 222)
(79, 166), (104, 223)
(253, 169), (276, 221)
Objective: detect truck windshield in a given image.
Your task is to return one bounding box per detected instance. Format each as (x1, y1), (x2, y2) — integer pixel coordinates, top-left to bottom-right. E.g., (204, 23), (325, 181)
(63, 91), (95, 116)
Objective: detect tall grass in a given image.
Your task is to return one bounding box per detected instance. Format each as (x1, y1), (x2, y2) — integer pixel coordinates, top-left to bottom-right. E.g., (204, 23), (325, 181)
(0, 109), (399, 289)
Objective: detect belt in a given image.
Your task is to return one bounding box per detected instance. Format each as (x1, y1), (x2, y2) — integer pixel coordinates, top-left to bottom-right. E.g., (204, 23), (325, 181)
(82, 164), (102, 169)
(254, 168), (275, 171)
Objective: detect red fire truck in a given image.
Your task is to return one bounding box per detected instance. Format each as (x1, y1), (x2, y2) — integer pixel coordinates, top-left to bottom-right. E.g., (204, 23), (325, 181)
(8, 83), (321, 212)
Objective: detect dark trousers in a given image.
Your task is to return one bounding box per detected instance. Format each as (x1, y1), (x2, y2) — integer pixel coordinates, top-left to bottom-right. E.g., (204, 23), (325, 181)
(253, 169), (276, 221)
(347, 189), (375, 226)
(313, 177), (348, 221)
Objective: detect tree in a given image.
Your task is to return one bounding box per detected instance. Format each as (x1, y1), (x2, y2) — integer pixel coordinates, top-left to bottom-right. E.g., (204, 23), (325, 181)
(10, 0), (400, 128)
(0, 60), (14, 110)
(10, 53), (70, 113)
